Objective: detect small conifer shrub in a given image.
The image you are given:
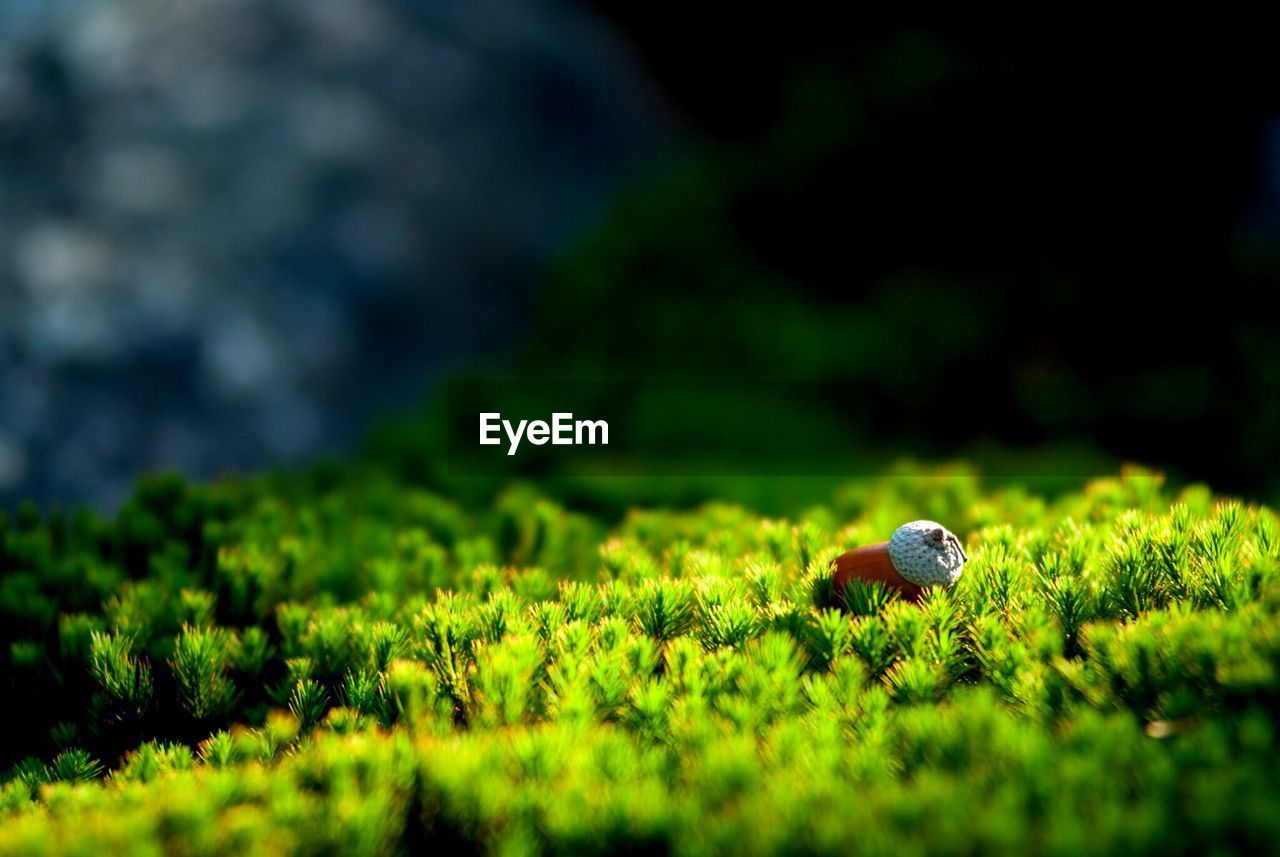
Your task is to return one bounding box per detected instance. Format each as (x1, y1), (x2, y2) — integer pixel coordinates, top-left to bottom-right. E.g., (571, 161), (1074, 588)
(0, 466), (1279, 853)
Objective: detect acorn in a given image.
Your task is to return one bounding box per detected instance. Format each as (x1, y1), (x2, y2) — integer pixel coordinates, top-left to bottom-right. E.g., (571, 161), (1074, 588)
(832, 520), (967, 604)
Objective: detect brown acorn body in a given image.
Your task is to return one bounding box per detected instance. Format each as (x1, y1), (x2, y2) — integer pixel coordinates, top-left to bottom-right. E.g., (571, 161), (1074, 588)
(831, 541), (923, 603)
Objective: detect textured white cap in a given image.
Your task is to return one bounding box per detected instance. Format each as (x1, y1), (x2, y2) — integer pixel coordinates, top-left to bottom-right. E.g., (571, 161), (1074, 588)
(888, 520), (967, 587)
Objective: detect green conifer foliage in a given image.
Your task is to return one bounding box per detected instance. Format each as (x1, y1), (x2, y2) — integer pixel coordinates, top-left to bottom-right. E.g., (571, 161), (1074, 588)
(1, 468), (1279, 853)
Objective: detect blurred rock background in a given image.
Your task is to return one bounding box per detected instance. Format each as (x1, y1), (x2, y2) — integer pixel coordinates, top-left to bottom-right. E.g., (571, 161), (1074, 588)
(0, 0), (666, 507)
(3, 5), (1279, 509)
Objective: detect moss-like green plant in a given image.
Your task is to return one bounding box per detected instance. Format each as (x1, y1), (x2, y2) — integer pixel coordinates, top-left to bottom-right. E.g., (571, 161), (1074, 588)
(170, 625), (237, 721)
(87, 631), (153, 723)
(1, 468), (1280, 854)
(47, 749), (102, 783)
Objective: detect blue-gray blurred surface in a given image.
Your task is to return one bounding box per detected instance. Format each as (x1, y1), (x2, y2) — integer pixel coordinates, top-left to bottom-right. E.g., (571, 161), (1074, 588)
(0, 0), (667, 507)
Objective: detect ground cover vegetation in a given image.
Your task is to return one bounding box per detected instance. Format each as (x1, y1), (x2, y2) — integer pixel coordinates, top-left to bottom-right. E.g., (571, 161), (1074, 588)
(1, 466), (1279, 854)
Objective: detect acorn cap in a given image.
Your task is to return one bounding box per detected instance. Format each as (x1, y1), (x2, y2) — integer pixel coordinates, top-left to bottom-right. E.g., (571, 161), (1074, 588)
(887, 520), (967, 587)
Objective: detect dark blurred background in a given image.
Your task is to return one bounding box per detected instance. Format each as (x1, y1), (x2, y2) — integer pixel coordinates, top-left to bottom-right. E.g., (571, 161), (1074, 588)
(2, 3), (1279, 507)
